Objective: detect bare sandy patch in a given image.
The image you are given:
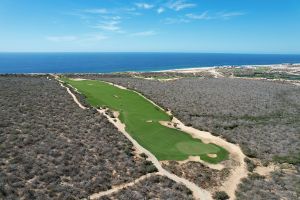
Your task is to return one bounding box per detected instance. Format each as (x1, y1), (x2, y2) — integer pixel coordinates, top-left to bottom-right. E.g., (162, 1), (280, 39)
(176, 156), (225, 171)
(102, 81), (127, 90)
(254, 164), (277, 177)
(159, 67), (214, 73)
(71, 78), (87, 81)
(208, 69), (224, 78)
(207, 154), (217, 158)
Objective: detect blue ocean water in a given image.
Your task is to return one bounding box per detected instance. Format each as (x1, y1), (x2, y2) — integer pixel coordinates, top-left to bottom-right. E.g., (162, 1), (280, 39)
(0, 53), (300, 73)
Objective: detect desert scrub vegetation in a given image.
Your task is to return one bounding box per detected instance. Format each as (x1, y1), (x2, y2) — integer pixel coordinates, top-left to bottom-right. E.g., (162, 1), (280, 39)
(213, 191), (229, 200)
(135, 71), (215, 79)
(162, 161), (230, 190)
(65, 70), (215, 80)
(0, 76), (160, 199)
(96, 77), (300, 164)
(236, 169), (300, 200)
(98, 175), (193, 200)
(218, 66), (300, 81)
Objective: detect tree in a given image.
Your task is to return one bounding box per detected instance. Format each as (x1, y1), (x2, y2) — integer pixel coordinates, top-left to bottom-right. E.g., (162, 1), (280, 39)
(213, 191), (229, 200)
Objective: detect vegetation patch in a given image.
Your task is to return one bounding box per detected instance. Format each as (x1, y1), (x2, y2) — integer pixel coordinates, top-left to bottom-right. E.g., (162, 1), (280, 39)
(219, 67), (300, 80)
(62, 78), (229, 163)
(0, 76), (155, 199)
(101, 175), (193, 200)
(162, 161), (230, 189)
(273, 152), (300, 165)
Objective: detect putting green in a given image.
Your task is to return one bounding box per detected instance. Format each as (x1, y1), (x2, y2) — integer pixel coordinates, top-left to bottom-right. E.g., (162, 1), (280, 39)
(176, 141), (219, 155)
(62, 78), (229, 163)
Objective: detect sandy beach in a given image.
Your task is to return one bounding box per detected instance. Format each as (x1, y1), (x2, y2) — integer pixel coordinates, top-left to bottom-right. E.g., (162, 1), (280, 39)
(157, 63), (300, 73)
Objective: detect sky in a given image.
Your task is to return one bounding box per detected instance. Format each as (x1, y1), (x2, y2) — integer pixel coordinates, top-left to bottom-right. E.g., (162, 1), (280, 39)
(0, 0), (299, 53)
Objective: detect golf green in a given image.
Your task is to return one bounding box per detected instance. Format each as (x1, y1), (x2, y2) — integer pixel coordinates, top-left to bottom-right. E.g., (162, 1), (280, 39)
(62, 78), (229, 163)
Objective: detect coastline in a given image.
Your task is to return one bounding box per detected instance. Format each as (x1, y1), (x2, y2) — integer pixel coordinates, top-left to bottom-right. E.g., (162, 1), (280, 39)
(155, 62), (300, 73)
(1, 52), (300, 74)
(0, 62), (299, 75)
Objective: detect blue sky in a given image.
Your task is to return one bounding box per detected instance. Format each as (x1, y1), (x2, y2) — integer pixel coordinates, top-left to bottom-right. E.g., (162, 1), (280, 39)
(0, 0), (299, 53)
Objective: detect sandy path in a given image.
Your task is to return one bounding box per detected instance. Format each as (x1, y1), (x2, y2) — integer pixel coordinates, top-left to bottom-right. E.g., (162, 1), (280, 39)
(209, 68), (224, 78)
(58, 82), (87, 110)
(89, 172), (159, 199)
(58, 79), (212, 200)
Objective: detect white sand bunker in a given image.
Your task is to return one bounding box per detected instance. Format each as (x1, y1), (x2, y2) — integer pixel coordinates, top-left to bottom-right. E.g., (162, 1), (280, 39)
(71, 78), (86, 81)
(207, 154), (217, 158)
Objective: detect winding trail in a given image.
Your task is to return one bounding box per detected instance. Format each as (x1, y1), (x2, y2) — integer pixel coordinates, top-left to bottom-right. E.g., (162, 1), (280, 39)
(89, 173), (159, 199)
(209, 68), (224, 78)
(58, 82), (87, 110)
(57, 77), (248, 200)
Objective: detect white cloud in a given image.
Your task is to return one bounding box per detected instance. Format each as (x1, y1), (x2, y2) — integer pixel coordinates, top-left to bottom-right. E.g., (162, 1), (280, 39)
(46, 34), (108, 43)
(46, 36), (78, 42)
(121, 7), (142, 16)
(130, 30), (156, 36)
(168, 0), (196, 11)
(83, 8), (108, 14)
(219, 11), (245, 19)
(83, 33), (108, 41)
(93, 20), (121, 32)
(64, 11), (91, 20)
(135, 3), (154, 9)
(102, 16), (122, 20)
(157, 7), (165, 14)
(164, 17), (190, 24)
(185, 11), (245, 21)
(186, 12), (211, 20)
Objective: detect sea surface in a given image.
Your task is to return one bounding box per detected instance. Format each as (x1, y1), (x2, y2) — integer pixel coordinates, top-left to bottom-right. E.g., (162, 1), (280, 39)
(0, 53), (300, 73)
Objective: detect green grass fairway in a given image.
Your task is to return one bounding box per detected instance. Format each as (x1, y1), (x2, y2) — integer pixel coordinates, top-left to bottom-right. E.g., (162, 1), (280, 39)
(62, 78), (229, 163)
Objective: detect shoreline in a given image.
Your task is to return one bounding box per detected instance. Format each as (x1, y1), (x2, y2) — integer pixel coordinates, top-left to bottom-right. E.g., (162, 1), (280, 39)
(0, 63), (299, 75)
(156, 62), (300, 73)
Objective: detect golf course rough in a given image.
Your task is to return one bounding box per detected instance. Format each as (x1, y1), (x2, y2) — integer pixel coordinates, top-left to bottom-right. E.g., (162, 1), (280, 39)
(62, 78), (229, 163)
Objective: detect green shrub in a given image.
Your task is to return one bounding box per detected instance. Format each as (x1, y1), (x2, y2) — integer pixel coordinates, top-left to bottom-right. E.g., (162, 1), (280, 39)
(273, 152), (300, 165)
(213, 191), (229, 200)
(139, 153), (148, 159)
(244, 158), (256, 172)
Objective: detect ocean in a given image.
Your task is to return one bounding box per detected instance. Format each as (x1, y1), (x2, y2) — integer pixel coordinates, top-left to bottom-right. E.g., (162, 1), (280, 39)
(0, 53), (300, 73)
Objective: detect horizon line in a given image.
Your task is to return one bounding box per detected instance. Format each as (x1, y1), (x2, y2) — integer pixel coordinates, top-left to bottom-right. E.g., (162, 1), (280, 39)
(0, 51), (300, 55)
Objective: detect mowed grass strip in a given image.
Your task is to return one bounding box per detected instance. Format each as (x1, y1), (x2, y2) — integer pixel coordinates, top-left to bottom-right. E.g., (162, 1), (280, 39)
(62, 78), (229, 163)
